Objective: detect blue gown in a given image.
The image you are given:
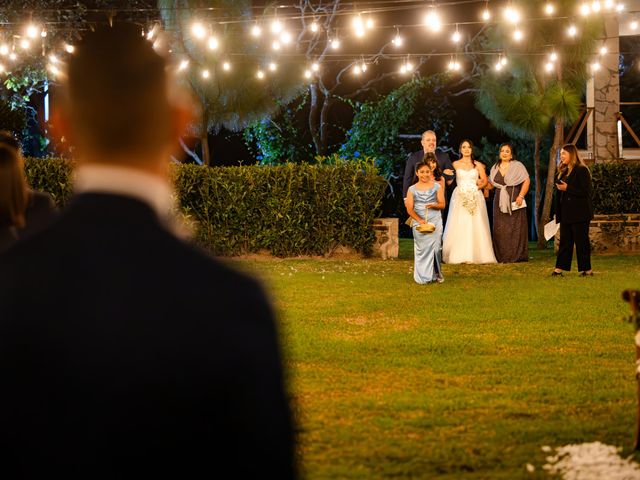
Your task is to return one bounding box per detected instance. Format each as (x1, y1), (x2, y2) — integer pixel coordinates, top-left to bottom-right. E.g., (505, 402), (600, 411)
(409, 184), (444, 284)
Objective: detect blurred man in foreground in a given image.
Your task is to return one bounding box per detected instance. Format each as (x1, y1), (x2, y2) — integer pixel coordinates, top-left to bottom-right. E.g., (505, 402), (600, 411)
(0, 23), (295, 479)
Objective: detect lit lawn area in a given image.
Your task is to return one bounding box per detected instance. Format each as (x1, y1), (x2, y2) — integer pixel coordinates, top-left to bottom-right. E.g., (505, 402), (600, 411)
(229, 240), (640, 479)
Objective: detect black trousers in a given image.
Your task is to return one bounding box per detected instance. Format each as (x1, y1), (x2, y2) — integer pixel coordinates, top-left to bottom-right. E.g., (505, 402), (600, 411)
(555, 221), (591, 272)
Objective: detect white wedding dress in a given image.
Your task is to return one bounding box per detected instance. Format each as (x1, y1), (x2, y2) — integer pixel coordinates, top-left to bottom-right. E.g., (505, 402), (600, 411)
(443, 168), (497, 264)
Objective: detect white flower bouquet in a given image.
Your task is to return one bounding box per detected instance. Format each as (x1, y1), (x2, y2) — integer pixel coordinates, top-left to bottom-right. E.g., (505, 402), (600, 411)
(458, 183), (478, 216)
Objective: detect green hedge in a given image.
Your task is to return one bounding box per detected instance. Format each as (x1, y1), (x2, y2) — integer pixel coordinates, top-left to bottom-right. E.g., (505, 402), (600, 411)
(591, 163), (640, 214)
(23, 158), (387, 257)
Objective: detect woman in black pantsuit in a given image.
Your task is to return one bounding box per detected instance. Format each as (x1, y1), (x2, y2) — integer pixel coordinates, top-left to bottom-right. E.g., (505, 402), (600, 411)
(552, 144), (594, 277)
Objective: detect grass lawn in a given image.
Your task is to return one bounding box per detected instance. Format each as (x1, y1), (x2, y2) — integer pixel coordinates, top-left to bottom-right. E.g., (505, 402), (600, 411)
(230, 240), (640, 479)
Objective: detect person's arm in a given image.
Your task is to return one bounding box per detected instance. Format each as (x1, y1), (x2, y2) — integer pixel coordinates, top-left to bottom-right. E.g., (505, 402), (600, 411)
(427, 184), (446, 210)
(515, 177), (531, 206)
(402, 154), (415, 199)
(440, 152), (455, 185)
(476, 162), (488, 189)
(565, 166), (591, 197)
(405, 189), (426, 224)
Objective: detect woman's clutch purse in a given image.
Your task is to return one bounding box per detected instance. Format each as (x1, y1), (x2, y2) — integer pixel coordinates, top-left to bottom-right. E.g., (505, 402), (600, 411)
(416, 223), (436, 233)
(511, 199), (527, 211)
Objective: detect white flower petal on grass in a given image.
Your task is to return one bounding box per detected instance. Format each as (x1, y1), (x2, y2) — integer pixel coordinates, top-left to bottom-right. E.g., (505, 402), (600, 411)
(525, 463), (535, 473)
(543, 441), (640, 479)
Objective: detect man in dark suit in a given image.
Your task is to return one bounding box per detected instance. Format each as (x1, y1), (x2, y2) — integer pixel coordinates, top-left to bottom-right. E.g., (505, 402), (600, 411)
(0, 24), (295, 479)
(402, 130), (455, 221)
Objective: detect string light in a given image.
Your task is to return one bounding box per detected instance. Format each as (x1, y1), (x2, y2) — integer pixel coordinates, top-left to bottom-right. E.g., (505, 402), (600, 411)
(0, 45), (8, 56)
(504, 7), (520, 24)
(26, 24), (39, 38)
(223, 61), (231, 71)
(599, 45), (607, 55)
(310, 21), (319, 33)
(567, 25), (578, 37)
(9, 53), (17, 61)
(452, 25), (461, 43)
(178, 59), (189, 71)
(311, 62), (319, 72)
(545, 61), (554, 72)
(251, 24), (261, 37)
(270, 19), (282, 34)
(631, 21), (638, 31)
(202, 69), (210, 79)
(47, 63), (59, 76)
(550, 51), (558, 62)
(272, 40), (281, 51)
(268, 62), (277, 71)
(580, 3), (591, 16)
(482, 2), (491, 21)
(545, 3), (555, 14)
(256, 69), (265, 79)
(617, 3), (625, 11)
(49, 54), (59, 63)
(361, 62), (367, 73)
(353, 64), (361, 75)
(592, 1), (601, 12)
(280, 31), (292, 44)
(513, 28), (524, 41)
(331, 38), (340, 49)
(591, 61), (601, 71)
(191, 23), (206, 39)
(392, 29), (403, 47)
(65, 44), (75, 54)
(424, 9), (442, 32)
(366, 17), (375, 29)
(304, 69), (312, 78)
(447, 58), (461, 71)
(20, 40), (30, 50)
(208, 36), (219, 50)
(604, 0), (614, 8)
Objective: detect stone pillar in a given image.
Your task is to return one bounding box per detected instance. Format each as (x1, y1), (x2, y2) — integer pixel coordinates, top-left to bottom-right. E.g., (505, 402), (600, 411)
(372, 218), (398, 259)
(591, 15), (620, 163)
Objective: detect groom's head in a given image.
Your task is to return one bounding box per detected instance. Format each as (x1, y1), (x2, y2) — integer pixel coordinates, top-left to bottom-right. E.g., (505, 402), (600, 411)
(421, 130), (437, 153)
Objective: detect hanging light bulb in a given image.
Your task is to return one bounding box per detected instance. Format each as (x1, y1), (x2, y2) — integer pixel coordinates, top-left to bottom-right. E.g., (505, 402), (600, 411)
(178, 60), (189, 71)
(331, 38), (340, 49)
(251, 24), (262, 37)
(257, 69), (265, 79)
(631, 21), (638, 30)
(304, 69), (312, 78)
(591, 61), (601, 71)
(202, 69), (210, 79)
(366, 17), (374, 29)
(392, 34), (403, 47)
(310, 21), (319, 33)
(600, 46), (607, 55)
(192, 23), (206, 39)
(617, 3), (626, 11)
(545, 62), (554, 72)
(452, 28), (461, 43)
(280, 31), (292, 44)
(545, 3), (555, 14)
(272, 41), (281, 50)
(65, 44), (75, 54)
(495, 61), (503, 71)
(567, 25), (578, 37)
(353, 64), (361, 75)
(223, 62), (231, 71)
(26, 24), (39, 38)
(271, 19), (282, 34)
(361, 62), (367, 73)
(482, 8), (491, 21)
(208, 37), (219, 50)
(550, 51), (558, 62)
(311, 62), (320, 71)
(0, 45), (9, 56)
(580, 3), (591, 15)
(592, 1), (601, 12)
(604, 0), (614, 8)
(20, 39), (30, 50)
(49, 54), (59, 63)
(501, 57), (508, 66)
(268, 62), (277, 71)
(513, 28), (523, 41)
(0, 64), (5, 74)
(9, 52), (17, 61)
(399, 64), (407, 74)
(424, 10), (442, 32)
(504, 7), (520, 23)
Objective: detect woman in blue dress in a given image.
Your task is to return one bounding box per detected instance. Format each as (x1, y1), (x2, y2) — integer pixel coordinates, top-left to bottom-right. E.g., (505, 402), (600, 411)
(405, 159), (446, 284)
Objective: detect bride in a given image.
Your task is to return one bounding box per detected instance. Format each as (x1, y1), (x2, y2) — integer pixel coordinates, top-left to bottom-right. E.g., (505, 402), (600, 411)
(443, 139), (497, 264)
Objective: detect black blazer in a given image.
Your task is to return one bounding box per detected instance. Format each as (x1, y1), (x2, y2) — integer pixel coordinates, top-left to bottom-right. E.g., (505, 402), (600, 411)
(18, 189), (57, 240)
(555, 164), (594, 224)
(0, 193), (295, 479)
(402, 149), (454, 198)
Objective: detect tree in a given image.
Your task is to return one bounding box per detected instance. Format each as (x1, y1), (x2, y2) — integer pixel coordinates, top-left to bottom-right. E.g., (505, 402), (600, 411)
(469, 1), (601, 247)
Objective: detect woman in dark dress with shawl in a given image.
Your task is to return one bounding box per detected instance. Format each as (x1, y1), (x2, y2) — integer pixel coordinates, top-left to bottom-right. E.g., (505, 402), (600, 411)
(488, 143), (530, 263)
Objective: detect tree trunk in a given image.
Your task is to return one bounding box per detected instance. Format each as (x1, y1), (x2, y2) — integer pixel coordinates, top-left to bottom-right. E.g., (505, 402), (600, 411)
(308, 83), (322, 155)
(532, 135), (544, 247)
(318, 95), (331, 156)
(539, 119), (564, 248)
(201, 133), (210, 166)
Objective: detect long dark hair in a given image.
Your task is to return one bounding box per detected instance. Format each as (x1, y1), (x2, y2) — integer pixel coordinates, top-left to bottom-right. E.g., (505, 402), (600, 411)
(0, 142), (28, 228)
(421, 152), (442, 181)
(459, 139), (476, 166)
(493, 142), (516, 169)
(557, 143), (589, 179)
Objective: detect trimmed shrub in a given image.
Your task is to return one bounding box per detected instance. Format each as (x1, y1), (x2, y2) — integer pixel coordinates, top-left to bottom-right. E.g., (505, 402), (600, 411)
(591, 163), (640, 214)
(23, 157), (386, 257)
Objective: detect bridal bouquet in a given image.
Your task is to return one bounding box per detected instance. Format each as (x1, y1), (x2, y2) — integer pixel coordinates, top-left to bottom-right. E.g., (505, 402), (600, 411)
(458, 184), (478, 215)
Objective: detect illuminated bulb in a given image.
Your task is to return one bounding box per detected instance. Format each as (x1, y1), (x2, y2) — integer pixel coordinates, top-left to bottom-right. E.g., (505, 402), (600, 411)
(604, 0), (614, 8)
(406, 61), (413, 70)
(268, 62), (277, 71)
(208, 37), (219, 50)
(631, 21), (638, 30)
(331, 39), (340, 49)
(311, 62), (319, 71)
(513, 29), (523, 41)
(592, 1), (601, 12)
(545, 62), (554, 72)
(0, 45), (8, 56)
(251, 24), (262, 37)
(352, 16), (364, 29)
(550, 52), (558, 61)
(20, 40), (30, 50)
(482, 9), (491, 21)
(580, 4), (591, 15)
(504, 7), (520, 23)
(399, 64), (407, 74)
(9, 53), (17, 61)
(448, 59), (455, 70)
(146, 29), (155, 40)
(310, 21), (319, 32)
(355, 27), (365, 37)
(361, 63), (367, 72)
(617, 3), (625, 11)
(40, 30), (47, 38)
(591, 61), (601, 71)
(178, 60), (189, 71)
(452, 31), (461, 43)
(192, 23), (206, 39)
(392, 35), (403, 46)
(353, 64), (361, 75)
(568, 25), (578, 37)
(271, 20), (282, 34)
(49, 54), (59, 63)
(202, 69), (210, 79)
(65, 44), (75, 54)
(545, 3), (555, 14)
(48, 64), (59, 76)
(495, 62), (503, 71)
(257, 70), (265, 79)
(223, 62), (231, 71)
(424, 11), (442, 31)
(366, 18), (374, 29)
(280, 31), (292, 44)
(501, 57), (508, 66)
(600, 46), (607, 54)
(272, 41), (281, 50)
(304, 69), (312, 78)
(26, 25), (39, 38)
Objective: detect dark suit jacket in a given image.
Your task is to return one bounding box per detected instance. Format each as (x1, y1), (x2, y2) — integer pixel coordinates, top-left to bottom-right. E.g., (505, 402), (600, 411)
(402, 149), (454, 198)
(0, 225), (17, 253)
(0, 193), (295, 479)
(555, 165), (593, 224)
(18, 190), (57, 240)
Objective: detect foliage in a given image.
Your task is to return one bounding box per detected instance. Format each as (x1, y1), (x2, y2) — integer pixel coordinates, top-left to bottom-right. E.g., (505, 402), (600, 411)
(241, 242), (639, 478)
(0, 99), (27, 136)
(592, 163), (640, 214)
(23, 157), (74, 206)
(21, 156), (387, 256)
(242, 94), (314, 165)
(339, 75), (455, 178)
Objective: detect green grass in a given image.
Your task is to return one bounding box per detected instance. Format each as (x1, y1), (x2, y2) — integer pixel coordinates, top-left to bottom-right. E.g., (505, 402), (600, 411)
(228, 241), (640, 479)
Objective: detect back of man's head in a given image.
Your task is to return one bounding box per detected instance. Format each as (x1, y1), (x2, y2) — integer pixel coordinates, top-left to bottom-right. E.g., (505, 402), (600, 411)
(65, 23), (172, 160)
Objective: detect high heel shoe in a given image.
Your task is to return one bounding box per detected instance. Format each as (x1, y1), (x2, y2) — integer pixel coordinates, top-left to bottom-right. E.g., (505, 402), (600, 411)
(579, 271), (594, 277)
(551, 271), (564, 277)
